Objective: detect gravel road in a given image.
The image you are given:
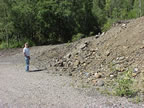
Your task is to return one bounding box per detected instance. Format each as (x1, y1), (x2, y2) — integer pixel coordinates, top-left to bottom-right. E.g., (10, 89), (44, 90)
(0, 49), (144, 108)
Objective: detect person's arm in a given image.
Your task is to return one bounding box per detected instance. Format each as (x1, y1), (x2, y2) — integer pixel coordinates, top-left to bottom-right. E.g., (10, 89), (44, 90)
(24, 52), (27, 57)
(24, 52), (30, 59)
(28, 48), (30, 60)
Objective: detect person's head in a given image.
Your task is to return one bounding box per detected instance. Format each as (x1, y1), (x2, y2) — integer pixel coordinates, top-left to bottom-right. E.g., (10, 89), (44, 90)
(25, 43), (29, 48)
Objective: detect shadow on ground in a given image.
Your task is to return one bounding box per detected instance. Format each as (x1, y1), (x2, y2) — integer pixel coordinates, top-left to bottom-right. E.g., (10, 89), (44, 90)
(29, 69), (46, 72)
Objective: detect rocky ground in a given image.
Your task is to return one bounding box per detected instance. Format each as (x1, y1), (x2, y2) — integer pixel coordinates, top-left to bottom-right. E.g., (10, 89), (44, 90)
(0, 45), (144, 108)
(33, 17), (144, 101)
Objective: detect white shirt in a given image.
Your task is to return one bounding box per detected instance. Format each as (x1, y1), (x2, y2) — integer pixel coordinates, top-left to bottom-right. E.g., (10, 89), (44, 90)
(23, 47), (30, 56)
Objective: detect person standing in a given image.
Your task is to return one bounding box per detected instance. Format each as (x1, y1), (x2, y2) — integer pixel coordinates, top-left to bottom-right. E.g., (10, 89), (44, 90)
(23, 43), (30, 72)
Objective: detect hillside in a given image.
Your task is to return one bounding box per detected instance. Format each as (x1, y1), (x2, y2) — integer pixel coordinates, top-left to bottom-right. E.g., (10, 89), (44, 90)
(32, 17), (144, 100)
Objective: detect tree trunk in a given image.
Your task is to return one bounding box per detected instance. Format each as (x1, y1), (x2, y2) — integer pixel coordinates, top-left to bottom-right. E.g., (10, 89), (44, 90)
(139, 0), (142, 17)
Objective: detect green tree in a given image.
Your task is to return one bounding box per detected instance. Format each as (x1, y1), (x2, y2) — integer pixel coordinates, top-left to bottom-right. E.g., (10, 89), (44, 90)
(0, 0), (14, 47)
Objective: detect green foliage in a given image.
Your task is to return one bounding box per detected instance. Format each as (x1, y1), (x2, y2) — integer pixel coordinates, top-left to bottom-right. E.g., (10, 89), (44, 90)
(114, 70), (136, 97)
(10, 39), (35, 48)
(72, 33), (85, 42)
(0, 38), (35, 49)
(0, 42), (8, 49)
(132, 96), (142, 103)
(102, 19), (115, 32)
(36, 0), (73, 43)
(127, 9), (139, 19)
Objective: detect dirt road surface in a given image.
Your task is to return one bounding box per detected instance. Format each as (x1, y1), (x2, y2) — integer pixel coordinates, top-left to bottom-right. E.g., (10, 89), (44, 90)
(0, 49), (144, 108)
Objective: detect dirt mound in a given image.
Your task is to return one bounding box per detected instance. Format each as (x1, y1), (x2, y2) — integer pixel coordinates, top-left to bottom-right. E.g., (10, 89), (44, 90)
(33, 17), (144, 97)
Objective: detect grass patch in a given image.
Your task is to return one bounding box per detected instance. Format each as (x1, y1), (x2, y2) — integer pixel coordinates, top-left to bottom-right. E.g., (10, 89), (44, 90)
(113, 70), (137, 97)
(100, 88), (112, 95)
(131, 96), (142, 104)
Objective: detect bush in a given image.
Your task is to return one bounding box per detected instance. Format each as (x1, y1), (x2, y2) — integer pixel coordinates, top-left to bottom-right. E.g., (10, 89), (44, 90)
(17, 39), (35, 48)
(0, 42), (8, 49)
(0, 39), (35, 49)
(114, 70), (136, 97)
(102, 18), (117, 32)
(72, 33), (85, 42)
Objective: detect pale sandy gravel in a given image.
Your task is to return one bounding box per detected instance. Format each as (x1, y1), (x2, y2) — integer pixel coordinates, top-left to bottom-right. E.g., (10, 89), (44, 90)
(0, 49), (144, 108)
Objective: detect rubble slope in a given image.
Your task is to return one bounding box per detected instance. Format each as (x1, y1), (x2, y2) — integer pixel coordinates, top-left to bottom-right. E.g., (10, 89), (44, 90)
(33, 17), (144, 94)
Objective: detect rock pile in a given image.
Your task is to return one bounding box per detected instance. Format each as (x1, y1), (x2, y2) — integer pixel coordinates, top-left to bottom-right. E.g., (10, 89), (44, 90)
(48, 35), (116, 87)
(53, 41), (96, 73)
(33, 17), (144, 91)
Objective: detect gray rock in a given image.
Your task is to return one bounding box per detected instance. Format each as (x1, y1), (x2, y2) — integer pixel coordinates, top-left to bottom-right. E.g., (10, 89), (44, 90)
(101, 32), (105, 36)
(97, 80), (104, 86)
(122, 23), (127, 28)
(84, 41), (89, 45)
(133, 68), (139, 73)
(73, 60), (80, 68)
(110, 74), (115, 78)
(57, 61), (64, 67)
(79, 43), (87, 50)
(64, 53), (72, 59)
(84, 72), (91, 78)
(115, 64), (121, 71)
(116, 56), (125, 60)
(105, 50), (110, 56)
(95, 35), (100, 39)
(94, 73), (102, 78)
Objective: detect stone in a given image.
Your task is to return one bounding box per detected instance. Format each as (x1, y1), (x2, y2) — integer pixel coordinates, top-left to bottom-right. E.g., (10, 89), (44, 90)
(95, 35), (100, 39)
(110, 74), (115, 78)
(59, 62), (64, 67)
(67, 61), (72, 66)
(118, 56), (125, 60)
(122, 23), (126, 28)
(140, 46), (144, 49)
(95, 47), (98, 51)
(123, 46), (128, 49)
(115, 64), (125, 72)
(94, 73), (102, 78)
(105, 50), (110, 56)
(73, 60), (80, 67)
(84, 72), (91, 78)
(77, 56), (84, 63)
(101, 32), (105, 36)
(92, 80), (97, 85)
(79, 43), (87, 50)
(83, 63), (86, 66)
(84, 41), (89, 45)
(115, 64), (121, 71)
(96, 80), (104, 86)
(64, 53), (72, 59)
(92, 51), (96, 55)
(134, 68), (139, 73)
(132, 73), (137, 77)
(90, 49), (96, 52)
